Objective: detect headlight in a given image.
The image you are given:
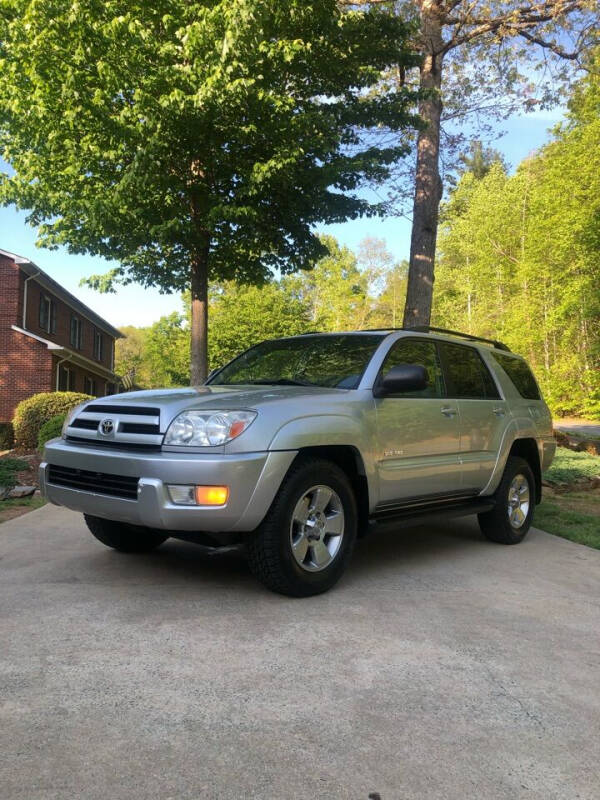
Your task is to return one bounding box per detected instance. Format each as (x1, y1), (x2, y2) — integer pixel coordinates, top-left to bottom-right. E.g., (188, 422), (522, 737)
(62, 402), (89, 438)
(163, 410), (257, 447)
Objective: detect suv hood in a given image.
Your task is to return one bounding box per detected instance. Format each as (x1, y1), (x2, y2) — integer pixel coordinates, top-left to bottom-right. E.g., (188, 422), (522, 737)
(65, 385), (360, 451)
(97, 385), (346, 423)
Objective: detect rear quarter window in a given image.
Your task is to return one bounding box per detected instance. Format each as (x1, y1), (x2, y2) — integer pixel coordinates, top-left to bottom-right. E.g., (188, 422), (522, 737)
(491, 352), (541, 400)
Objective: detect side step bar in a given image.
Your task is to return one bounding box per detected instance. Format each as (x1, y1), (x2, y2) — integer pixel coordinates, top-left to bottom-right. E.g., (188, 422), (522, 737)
(370, 498), (495, 528)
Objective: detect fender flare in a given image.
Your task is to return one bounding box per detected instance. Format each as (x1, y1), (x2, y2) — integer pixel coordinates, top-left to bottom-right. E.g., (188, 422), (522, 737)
(268, 414), (378, 511)
(480, 417), (541, 498)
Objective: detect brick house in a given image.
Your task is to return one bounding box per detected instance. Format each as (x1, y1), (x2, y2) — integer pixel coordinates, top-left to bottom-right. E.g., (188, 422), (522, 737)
(0, 248), (123, 424)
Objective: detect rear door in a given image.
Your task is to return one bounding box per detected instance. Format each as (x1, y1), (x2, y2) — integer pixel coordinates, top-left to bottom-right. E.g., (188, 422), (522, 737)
(437, 341), (507, 492)
(374, 337), (462, 505)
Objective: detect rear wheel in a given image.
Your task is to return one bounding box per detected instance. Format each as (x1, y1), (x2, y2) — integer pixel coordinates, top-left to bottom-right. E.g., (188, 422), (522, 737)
(247, 457), (357, 597)
(478, 456), (535, 544)
(84, 514), (169, 553)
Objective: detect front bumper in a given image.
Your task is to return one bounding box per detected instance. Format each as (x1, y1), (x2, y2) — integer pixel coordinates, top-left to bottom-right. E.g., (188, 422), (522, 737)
(40, 438), (297, 532)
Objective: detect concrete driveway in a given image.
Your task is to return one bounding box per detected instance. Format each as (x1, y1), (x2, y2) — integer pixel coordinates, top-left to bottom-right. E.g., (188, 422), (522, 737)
(1, 506), (599, 800)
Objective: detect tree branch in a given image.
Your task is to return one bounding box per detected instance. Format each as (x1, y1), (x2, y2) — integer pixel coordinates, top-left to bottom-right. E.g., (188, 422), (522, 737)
(443, 0), (585, 53)
(517, 28), (581, 59)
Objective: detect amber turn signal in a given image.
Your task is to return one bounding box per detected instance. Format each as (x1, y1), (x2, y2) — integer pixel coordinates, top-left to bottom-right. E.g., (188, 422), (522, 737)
(194, 485), (229, 506)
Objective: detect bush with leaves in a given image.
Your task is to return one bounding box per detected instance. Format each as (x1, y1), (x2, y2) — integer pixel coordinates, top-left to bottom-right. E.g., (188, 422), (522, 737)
(0, 423), (14, 451)
(0, 457), (29, 491)
(38, 415), (67, 452)
(13, 393), (92, 450)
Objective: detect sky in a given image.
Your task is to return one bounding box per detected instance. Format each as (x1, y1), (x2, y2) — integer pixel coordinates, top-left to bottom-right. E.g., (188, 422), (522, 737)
(0, 107), (563, 329)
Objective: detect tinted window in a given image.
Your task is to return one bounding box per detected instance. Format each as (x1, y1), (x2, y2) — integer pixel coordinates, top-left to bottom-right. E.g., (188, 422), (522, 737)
(439, 342), (500, 399)
(491, 352), (540, 400)
(379, 339), (444, 398)
(211, 334), (384, 389)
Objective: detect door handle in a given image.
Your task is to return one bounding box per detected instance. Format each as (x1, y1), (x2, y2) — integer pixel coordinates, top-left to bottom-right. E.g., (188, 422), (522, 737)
(493, 407), (506, 417)
(441, 406), (457, 417)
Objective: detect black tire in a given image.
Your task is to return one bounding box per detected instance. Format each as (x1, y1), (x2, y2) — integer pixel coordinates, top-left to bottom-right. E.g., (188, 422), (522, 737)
(478, 456), (535, 544)
(84, 514), (169, 553)
(247, 457), (358, 597)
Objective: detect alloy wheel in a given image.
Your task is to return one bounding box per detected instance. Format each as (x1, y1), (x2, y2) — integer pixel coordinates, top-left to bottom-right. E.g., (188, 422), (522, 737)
(507, 473), (530, 529)
(289, 485), (345, 572)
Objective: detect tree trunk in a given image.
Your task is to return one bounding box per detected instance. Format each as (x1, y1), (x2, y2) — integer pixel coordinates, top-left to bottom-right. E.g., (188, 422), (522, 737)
(403, 4), (444, 328)
(190, 236), (209, 385)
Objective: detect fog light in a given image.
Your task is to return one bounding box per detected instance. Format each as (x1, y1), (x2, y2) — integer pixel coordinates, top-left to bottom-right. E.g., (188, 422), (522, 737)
(167, 484), (229, 506)
(167, 484), (197, 505)
(195, 485), (229, 506)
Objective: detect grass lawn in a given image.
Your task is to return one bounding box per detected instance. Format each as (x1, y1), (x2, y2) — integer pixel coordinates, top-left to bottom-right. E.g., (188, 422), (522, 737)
(534, 493), (600, 549)
(0, 495), (46, 524)
(536, 447), (600, 549)
(543, 447), (600, 484)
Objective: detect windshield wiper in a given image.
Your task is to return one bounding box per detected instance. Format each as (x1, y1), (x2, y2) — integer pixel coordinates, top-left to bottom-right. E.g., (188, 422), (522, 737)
(247, 378), (316, 387)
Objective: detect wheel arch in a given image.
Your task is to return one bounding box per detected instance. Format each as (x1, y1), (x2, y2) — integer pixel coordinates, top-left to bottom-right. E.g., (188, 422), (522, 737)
(292, 445), (371, 535)
(508, 437), (542, 503)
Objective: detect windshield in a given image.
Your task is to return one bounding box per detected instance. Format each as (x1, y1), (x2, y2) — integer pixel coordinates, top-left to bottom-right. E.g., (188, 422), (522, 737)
(209, 334), (385, 389)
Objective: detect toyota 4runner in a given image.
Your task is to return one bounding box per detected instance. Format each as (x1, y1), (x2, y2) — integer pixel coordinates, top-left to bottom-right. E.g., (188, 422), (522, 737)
(41, 327), (555, 596)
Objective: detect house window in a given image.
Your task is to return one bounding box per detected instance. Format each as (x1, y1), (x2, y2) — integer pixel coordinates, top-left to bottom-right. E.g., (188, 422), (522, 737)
(84, 376), (97, 396)
(70, 316), (83, 349)
(58, 366), (76, 392)
(93, 329), (103, 361)
(39, 294), (56, 334)
(106, 382), (116, 396)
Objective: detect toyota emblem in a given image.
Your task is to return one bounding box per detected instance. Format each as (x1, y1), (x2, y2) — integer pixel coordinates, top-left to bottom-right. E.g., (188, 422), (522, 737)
(99, 418), (115, 436)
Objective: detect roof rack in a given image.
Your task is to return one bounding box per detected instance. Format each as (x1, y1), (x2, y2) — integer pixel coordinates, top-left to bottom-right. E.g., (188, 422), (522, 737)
(406, 326), (511, 352)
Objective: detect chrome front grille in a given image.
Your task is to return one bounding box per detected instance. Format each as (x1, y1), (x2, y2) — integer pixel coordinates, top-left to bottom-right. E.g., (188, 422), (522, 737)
(65, 404), (163, 447)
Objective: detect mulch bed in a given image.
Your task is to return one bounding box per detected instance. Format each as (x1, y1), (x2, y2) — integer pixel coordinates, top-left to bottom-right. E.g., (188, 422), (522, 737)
(554, 429), (600, 456)
(14, 452), (42, 489)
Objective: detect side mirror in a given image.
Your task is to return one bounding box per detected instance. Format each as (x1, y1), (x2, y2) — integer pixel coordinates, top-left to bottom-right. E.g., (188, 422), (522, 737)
(374, 363), (428, 398)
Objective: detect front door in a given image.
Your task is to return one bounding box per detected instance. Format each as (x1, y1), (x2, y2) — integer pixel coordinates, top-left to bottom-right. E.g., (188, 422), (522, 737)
(374, 338), (462, 506)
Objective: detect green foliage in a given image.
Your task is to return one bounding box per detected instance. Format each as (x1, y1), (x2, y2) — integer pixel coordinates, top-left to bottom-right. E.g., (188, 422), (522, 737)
(131, 281), (313, 387)
(115, 326), (152, 389)
(284, 237), (368, 331)
(0, 0), (419, 376)
(0, 457), (29, 490)
(433, 61), (600, 419)
(13, 393), (92, 450)
(542, 448), (600, 485)
(144, 313), (191, 388)
(209, 282), (312, 370)
(0, 423), (14, 451)
(37, 415), (66, 452)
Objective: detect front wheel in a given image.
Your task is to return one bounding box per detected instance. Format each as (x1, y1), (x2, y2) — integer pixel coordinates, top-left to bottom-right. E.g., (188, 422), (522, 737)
(247, 458), (357, 597)
(84, 514), (169, 553)
(478, 456), (535, 544)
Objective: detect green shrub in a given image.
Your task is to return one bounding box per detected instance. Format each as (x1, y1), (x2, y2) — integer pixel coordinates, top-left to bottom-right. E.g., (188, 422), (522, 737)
(38, 414), (66, 451)
(13, 392), (92, 450)
(0, 422), (14, 450)
(0, 457), (29, 490)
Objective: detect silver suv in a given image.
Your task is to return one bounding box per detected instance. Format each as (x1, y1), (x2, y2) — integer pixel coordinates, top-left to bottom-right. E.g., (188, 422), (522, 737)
(41, 327), (555, 596)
